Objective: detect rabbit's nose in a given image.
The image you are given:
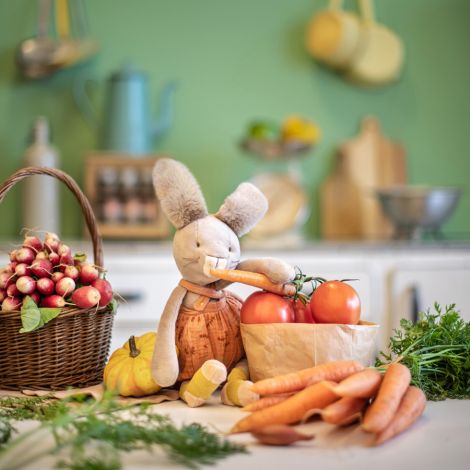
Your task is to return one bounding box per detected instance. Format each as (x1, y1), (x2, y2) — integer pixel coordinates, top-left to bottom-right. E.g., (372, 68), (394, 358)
(203, 256), (227, 277)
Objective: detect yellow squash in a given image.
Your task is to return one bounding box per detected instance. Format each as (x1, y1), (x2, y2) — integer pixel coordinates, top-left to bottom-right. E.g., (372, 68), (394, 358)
(104, 332), (161, 397)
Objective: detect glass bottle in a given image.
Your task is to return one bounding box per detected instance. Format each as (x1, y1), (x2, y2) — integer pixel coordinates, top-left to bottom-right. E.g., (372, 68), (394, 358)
(22, 116), (60, 234)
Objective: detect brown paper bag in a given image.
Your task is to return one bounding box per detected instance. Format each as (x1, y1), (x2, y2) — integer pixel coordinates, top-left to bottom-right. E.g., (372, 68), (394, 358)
(241, 321), (379, 382)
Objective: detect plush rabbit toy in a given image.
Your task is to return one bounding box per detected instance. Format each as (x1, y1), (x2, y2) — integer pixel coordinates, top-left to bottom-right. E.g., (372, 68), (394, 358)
(151, 158), (295, 407)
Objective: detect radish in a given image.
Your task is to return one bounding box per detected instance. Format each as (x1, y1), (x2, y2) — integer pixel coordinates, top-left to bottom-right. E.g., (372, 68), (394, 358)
(15, 263), (32, 277)
(0, 272), (14, 290)
(0, 272), (13, 290)
(80, 264), (99, 284)
(0, 289), (6, 303)
(58, 244), (71, 257)
(51, 271), (65, 283)
(9, 249), (18, 262)
(59, 253), (74, 268)
(23, 236), (43, 252)
(91, 278), (113, 306)
(15, 247), (35, 264)
(1, 297), (21, 311)
(30, 292), (41, 305)
(44, 232), (60, 253)
(35, 251), (48, 260)
(55, 277), (76, 297)
(31, 259), (53, 278)
(37, 277), (55, 295)
(48, 251), (60, 266)
(0, 265), (11, 273)
(63, 265), (79, 281)
(71, 286), (101, 308)
(9, 261), (18, 272)
(16, 276), (36, 295)
(41, 295), (66, 308)
(2, 264), (13, 274)
(6, 283), (20, 297)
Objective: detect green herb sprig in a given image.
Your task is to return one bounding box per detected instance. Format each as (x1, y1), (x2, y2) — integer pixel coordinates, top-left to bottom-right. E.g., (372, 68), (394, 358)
(0, 394), (246, 470)
(376, 303), (470, 401)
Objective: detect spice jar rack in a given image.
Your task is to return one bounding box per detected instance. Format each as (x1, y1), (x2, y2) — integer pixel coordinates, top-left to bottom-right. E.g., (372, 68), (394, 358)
(84, 154), (170, 239)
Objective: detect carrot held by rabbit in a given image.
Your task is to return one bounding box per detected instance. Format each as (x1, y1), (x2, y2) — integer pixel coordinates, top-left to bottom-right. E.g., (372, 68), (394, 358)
(207, 267), (296, 297)
(150, 158), (296, 407)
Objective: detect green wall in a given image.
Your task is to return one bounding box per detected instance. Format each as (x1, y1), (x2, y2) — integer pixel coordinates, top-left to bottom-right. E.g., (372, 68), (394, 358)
(0, 0), (469, 240)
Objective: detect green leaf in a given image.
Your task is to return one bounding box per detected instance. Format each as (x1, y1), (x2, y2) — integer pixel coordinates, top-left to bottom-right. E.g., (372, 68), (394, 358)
(19, 296), (41, 333)
(19, 296), (61, 333)
(109, 297), (118, 314)
(39, 308), (61, 325)
(74, 252), (87, 263)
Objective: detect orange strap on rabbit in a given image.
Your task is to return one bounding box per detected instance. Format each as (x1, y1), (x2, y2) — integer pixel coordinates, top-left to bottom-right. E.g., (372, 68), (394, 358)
(179, 279), (224, 311)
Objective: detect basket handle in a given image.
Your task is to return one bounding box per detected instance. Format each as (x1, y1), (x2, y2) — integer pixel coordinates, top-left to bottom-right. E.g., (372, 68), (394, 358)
(0, 166), (103, 267)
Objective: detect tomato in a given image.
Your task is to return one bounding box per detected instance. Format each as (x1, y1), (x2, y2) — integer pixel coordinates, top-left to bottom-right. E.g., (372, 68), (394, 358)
(290, 298), (316, 323)
(241, 291), (295, 324)
(309, 281), (361, 325)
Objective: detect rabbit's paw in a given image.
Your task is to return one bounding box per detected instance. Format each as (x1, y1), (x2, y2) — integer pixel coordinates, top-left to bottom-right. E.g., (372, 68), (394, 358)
(259, 258), (296, 284)
(221, 379), (259, 407)
(179, 359), (227, 407)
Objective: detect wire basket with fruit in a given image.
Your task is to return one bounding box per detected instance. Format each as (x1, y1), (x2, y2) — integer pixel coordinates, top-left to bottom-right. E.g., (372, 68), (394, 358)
(0, 167), (116, 391)
(240, 116), (321, 161)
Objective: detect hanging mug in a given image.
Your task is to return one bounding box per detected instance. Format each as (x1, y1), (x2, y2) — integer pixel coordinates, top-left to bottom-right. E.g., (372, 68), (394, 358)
(305, 0), (365, 69)
(346, 0), (404, 86)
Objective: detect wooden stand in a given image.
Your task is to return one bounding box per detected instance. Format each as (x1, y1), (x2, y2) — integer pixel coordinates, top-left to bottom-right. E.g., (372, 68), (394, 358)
(84, 153), (170, 239)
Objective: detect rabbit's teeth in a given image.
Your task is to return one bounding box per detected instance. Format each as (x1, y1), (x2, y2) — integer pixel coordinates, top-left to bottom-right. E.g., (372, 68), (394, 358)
(216, 258), (228, 269)
(203, 256), (227, 277)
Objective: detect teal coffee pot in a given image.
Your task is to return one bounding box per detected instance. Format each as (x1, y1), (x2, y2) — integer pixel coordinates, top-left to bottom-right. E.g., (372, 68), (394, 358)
(75, 64), (176, 155)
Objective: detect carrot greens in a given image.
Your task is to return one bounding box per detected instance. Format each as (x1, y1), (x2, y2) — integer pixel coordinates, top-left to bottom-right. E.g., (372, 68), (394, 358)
(0, 395), (246, 469)
(376, 303), (470, 401)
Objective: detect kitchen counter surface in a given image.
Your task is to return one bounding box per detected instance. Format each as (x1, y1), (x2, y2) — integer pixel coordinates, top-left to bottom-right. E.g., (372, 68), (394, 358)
(4, 396), (469, 469)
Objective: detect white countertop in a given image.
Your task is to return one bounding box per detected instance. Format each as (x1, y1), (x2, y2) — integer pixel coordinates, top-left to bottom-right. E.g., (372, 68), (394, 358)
(4, 396), (470, 470)
(2, 239), (470, 257)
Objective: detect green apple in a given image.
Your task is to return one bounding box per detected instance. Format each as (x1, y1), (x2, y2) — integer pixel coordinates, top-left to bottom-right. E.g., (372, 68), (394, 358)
(247, 121), (279, 140)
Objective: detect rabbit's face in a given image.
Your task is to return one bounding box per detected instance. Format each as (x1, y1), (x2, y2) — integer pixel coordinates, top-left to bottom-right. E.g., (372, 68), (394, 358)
(153, 158), (268, 285)
(173, 215), (240, 286)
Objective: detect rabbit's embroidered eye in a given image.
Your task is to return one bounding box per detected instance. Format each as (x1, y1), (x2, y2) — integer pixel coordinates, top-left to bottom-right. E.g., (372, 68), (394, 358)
(228, 246), (232, 252)
(196, 242), (200, 248)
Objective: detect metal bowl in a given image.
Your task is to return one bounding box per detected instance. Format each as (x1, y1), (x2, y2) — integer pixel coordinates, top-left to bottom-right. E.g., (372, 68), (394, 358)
(376, 186), (462, 239)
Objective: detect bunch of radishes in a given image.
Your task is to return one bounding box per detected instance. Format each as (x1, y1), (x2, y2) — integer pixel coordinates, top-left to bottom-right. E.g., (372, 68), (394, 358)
(0, 232), (113, 312)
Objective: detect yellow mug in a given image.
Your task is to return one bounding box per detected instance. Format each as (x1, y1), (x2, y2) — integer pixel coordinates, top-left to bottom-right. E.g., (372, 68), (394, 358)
(305, 0), (364, 69)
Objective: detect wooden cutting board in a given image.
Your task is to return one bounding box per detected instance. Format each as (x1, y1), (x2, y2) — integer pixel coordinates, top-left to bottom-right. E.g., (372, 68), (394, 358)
(321, 116), (406, 240)
(321, 153), (362, 240)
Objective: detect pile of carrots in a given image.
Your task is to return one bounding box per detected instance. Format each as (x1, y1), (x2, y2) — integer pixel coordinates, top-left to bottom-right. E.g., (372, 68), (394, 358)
(229, 359), (426, 446)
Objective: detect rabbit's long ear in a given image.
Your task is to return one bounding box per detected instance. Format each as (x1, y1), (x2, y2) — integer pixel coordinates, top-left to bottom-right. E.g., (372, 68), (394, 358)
(153, 158), (208, 229)
(215, 182), (268, 237)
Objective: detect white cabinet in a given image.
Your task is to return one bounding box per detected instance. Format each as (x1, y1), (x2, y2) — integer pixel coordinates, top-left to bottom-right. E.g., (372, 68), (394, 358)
(388, 262), (470, 330)
(102, 243), (470, 353)
(104, 254), (179, 351)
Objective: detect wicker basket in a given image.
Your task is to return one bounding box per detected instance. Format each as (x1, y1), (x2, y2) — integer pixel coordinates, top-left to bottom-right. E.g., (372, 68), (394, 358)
(0, 166), (115, 391)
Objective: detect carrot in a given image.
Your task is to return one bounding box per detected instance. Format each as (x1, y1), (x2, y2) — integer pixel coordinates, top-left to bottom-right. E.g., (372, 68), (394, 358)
(209, 268), (296, 297)
(362, 363), (411, 433)
(328, 368), (383, 398)
(320, 396), (368, 426)
(375, 386), (426, 445)
(251, 360), (364, 396)
(242, 393), (294, 412)
(230, 380), (338, 434)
